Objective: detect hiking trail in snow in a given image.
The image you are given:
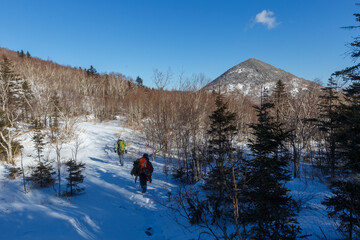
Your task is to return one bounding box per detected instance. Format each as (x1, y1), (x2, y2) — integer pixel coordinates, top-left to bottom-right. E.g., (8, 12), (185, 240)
(0, 120), (196, 240)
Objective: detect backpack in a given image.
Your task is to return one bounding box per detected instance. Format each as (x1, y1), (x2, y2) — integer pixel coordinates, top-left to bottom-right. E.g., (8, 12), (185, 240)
(131, 158), (153, 181)
(131, 160), (140, 176)
(117, 140), (126, 152)
(144, 161), (153, 179)
(139, 157), (154, 179)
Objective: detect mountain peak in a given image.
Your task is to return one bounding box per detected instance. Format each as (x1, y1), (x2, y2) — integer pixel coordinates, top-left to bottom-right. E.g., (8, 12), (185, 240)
(203, 58), (319, 102)
(243, 58), (263, 64)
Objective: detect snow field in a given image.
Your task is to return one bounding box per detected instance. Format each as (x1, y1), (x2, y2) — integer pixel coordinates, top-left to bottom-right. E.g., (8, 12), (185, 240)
(0, 119), (199, 240)
(0, 119), (340, 239)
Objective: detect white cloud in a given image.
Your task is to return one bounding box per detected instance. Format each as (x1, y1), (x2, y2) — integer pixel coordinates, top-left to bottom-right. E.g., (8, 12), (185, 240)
(254, 10), (279, 29)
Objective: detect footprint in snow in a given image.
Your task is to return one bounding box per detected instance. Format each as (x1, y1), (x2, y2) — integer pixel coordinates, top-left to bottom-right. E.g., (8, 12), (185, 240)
(145, 227), (152, 236)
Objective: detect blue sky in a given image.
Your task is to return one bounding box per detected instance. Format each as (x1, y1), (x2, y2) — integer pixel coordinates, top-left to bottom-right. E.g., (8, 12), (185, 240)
(0, 0), (357, 88)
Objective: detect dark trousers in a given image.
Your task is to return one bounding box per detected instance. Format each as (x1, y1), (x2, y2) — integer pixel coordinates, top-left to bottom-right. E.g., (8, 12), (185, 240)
(139, 173), (147, 193)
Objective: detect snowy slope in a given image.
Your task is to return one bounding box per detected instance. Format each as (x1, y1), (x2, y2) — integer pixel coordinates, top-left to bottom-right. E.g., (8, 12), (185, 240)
(0, 119), (339, 239)
(0, 119), (199, 240)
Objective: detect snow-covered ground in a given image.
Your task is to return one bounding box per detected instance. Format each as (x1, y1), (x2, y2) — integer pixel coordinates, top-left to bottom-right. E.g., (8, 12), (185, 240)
(0, 119), (200, 240)
(0, 119), (339, 239)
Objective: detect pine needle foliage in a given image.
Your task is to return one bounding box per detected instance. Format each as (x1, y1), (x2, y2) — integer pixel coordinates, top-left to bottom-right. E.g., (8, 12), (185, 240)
(32, 119), (46, 162)
(207, 94), (238, 166)
(317, 78), (340, 177)
(28, 160), (55, 188)
(241, 97), (302, 239)
(323, 7), (360, 239)
(323, 179), (360, 240)
(191, 93), (242, 237)
(65, 159), (85, 196)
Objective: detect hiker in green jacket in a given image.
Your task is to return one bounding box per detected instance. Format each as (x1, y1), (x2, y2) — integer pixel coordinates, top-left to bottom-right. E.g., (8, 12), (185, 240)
(114, 137), (127, 166)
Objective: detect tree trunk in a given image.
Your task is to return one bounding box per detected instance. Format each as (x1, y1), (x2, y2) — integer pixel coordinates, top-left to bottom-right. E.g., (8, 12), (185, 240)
(21, 151), (27, 193)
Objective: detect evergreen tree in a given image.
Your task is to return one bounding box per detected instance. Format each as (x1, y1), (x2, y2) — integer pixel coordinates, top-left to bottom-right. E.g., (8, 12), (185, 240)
(321, 5), (360, 239)
(28, 120), (54, 188)
(329, 3), (360, 175)
(317, 77), (340, 178)
(0, 56), (24, 112)
(28, 160), (55, 188)
(8, 166), (22, 180)
(335, 81), (360, 173)
(323, 179), (360, 240)
(207, 94), (238, 168)
(86, 65), (98, 77)
(65, 159), (85, 196)
(0, 114), (9, 158)
(193, 94), (242, 237)
(0, 56), (25, 164)
(324, 76), (360, 240)
(32, 119), (46, 162)
(241, 94), (302, 239)
(135, 76), (143, 86)
(272, 79), (288, 123)
(18, 50), (25, 58)
(26, 51), (31, 58)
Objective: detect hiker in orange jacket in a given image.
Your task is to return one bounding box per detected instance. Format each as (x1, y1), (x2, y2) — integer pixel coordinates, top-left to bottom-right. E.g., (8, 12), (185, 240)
(131, 153), (153, 193)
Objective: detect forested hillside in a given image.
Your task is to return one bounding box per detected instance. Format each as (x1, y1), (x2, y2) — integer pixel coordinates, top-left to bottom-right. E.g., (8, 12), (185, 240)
(0, 46), (322, 174)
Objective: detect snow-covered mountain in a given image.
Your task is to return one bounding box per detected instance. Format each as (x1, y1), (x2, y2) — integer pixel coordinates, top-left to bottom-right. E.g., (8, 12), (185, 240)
(203, 58), (320, 102)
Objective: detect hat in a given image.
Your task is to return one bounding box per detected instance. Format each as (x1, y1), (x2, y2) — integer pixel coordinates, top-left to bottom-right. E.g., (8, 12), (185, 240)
(143, 153), (149, 159)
